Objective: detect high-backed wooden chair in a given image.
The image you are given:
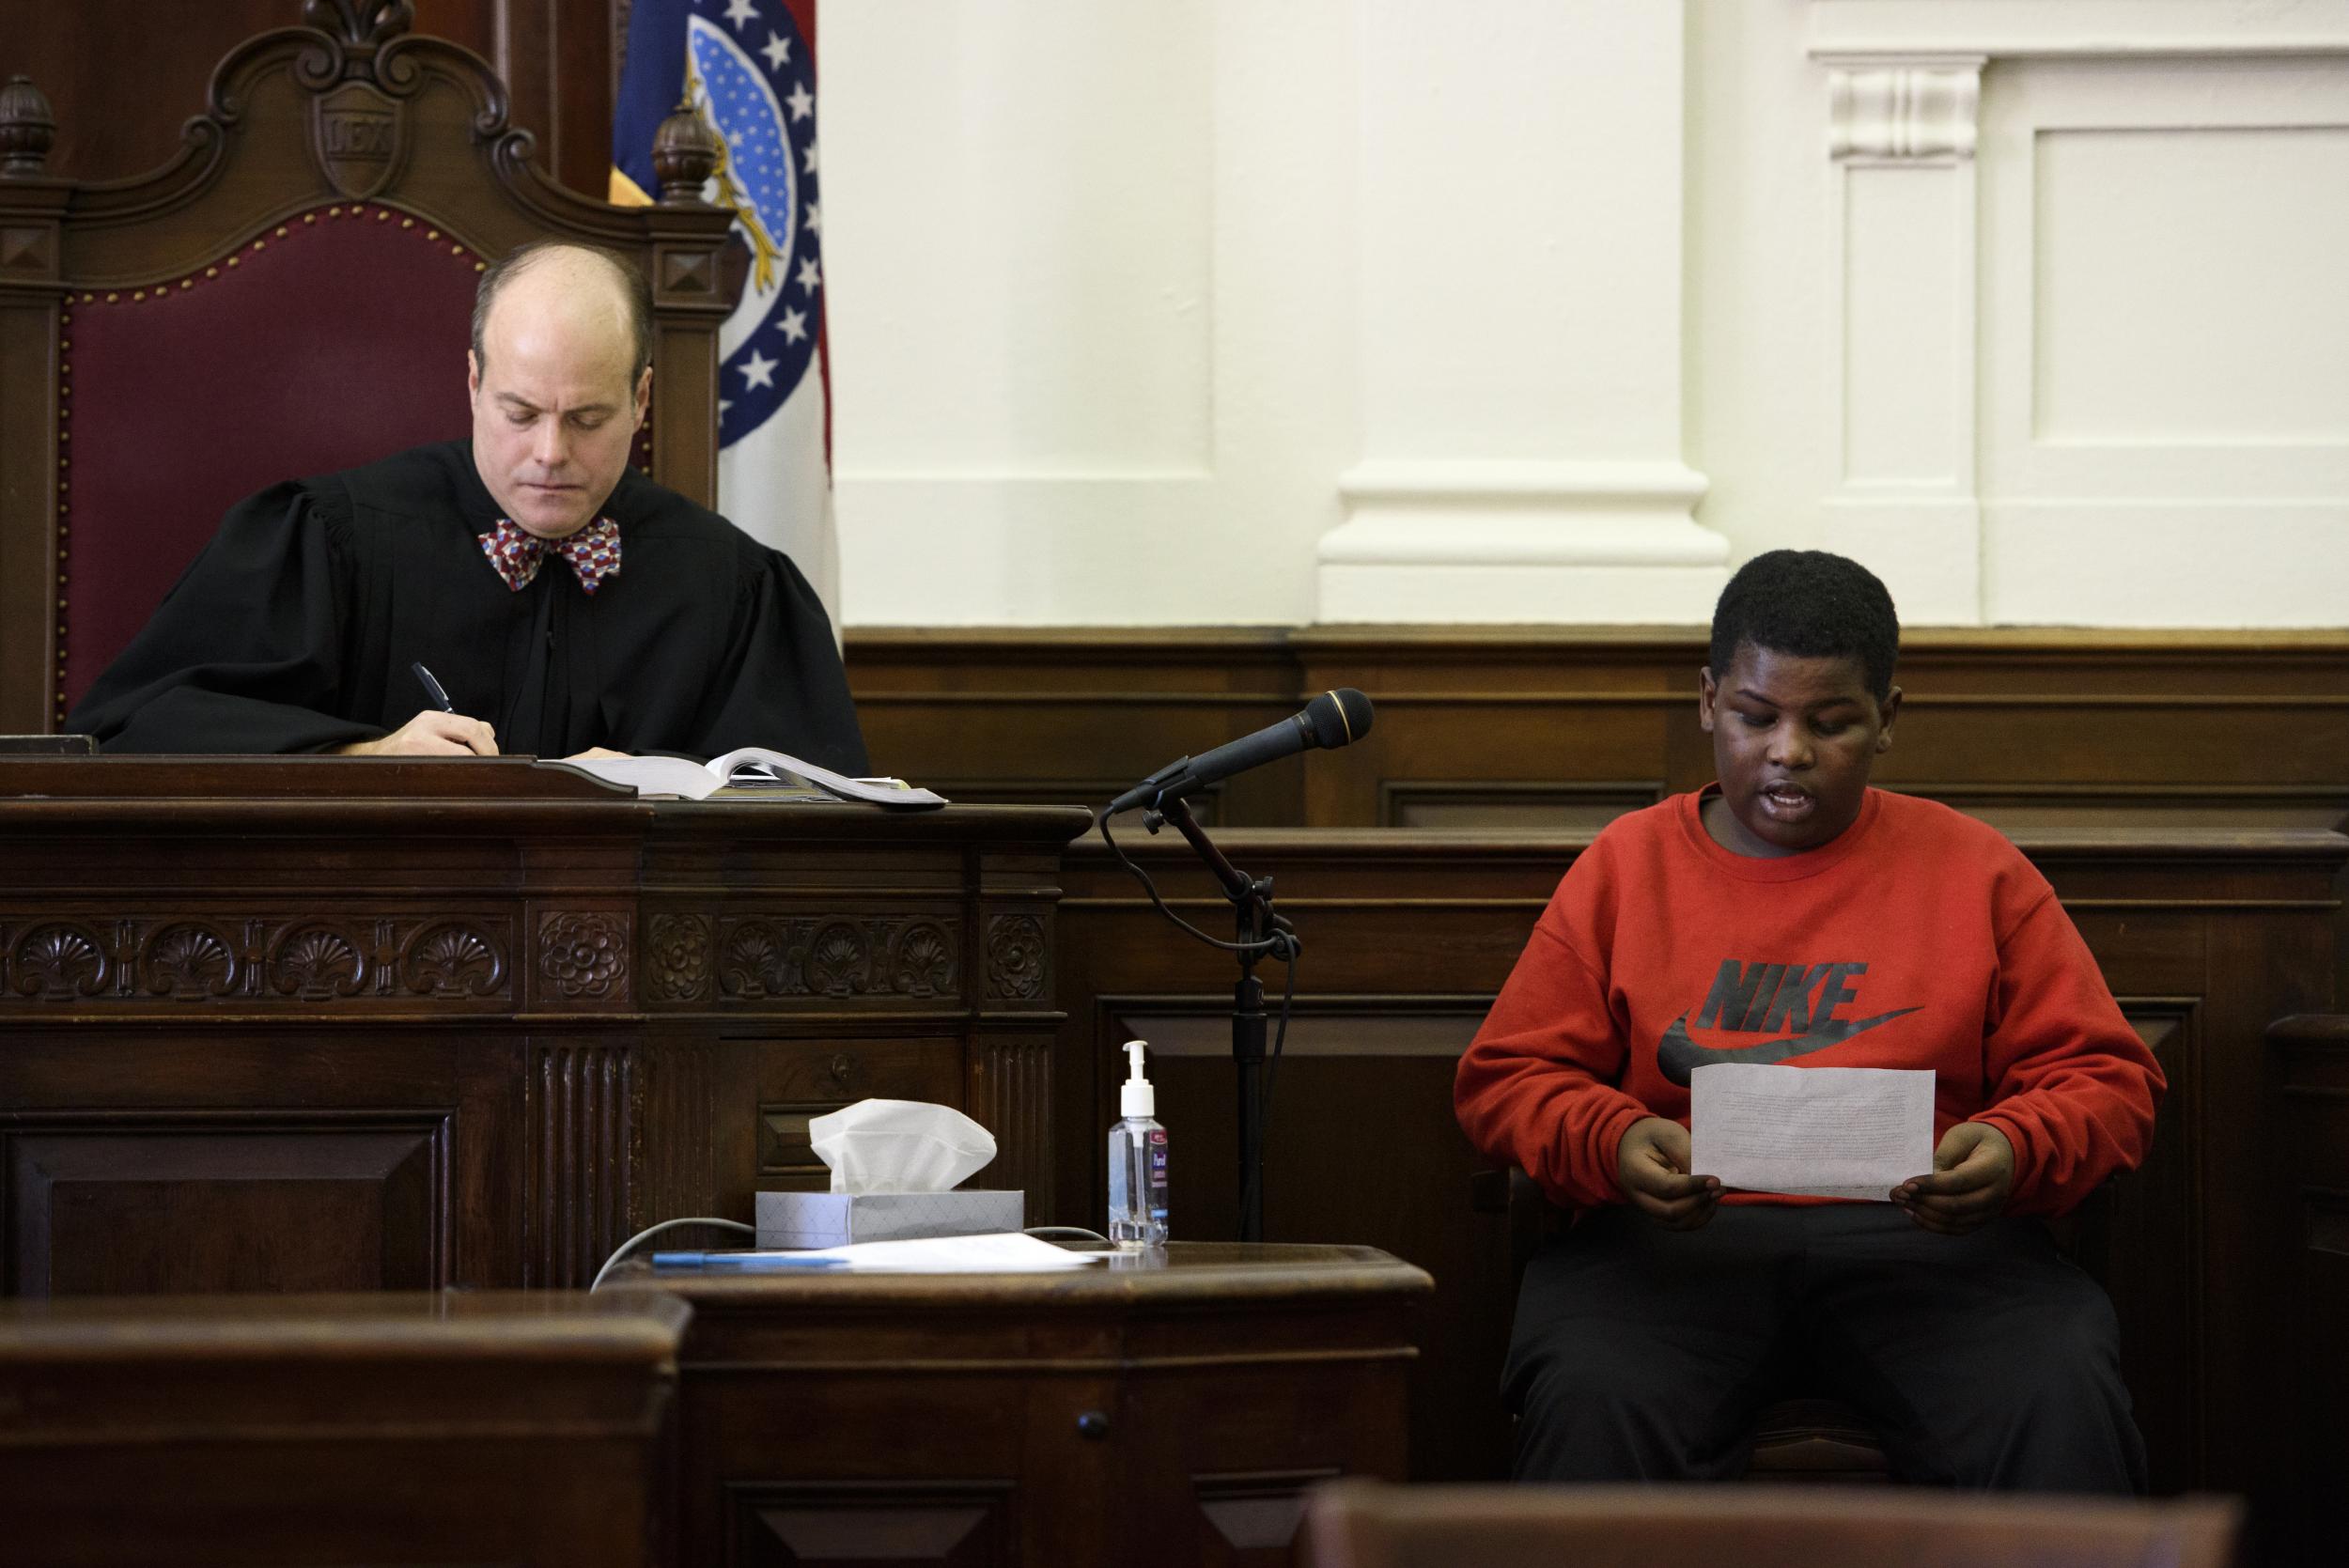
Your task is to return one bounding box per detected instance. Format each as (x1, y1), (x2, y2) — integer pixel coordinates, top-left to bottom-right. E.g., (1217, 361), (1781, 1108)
(0, 0), (737, 734)
(1302, 1481), (2244, 1568)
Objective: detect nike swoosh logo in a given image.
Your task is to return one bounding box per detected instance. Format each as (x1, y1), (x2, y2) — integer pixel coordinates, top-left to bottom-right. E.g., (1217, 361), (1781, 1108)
(1657, 1006), (1921, 1087)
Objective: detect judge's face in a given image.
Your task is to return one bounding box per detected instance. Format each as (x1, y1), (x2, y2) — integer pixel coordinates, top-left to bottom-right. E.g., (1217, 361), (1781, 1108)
(468, 263), (651, 540)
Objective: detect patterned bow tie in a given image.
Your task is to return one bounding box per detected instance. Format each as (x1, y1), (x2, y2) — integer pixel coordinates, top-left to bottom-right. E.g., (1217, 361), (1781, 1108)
(477, 517), (623, 596)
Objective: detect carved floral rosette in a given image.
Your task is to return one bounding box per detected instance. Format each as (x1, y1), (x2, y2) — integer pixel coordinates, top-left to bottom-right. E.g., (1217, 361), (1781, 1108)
(645, 912), (713, 1003)
(537, 911), (630, 1002)
(986, 914), (1048, 1002)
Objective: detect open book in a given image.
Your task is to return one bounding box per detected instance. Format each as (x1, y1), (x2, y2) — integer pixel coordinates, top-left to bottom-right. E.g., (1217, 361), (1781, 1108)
(561, 747), (947, 807)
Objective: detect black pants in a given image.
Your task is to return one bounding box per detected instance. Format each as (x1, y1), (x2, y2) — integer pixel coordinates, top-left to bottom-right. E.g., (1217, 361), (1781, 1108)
(1505, 1203), (2146, 1493)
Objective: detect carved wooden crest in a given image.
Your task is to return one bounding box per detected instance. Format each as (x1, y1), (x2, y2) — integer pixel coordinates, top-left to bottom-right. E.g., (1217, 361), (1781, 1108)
(310, 78), (406, 199)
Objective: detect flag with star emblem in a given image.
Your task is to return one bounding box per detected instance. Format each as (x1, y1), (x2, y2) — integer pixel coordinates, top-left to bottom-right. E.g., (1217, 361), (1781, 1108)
(613, 0), (839, 625)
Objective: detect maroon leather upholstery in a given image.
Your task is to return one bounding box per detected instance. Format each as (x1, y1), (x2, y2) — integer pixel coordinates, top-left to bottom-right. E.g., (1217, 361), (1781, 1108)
(58, 204), (480, 710)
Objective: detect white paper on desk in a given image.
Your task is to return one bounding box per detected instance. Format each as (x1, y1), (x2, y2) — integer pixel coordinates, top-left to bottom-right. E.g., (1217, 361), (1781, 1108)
(794, 1232), (1102, 1272)
(1689, 1064), (1935, 1202)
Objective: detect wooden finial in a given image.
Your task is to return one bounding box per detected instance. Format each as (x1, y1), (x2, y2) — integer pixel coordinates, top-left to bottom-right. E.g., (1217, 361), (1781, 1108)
(0, 75), (56, 177)
(651, 98), (721, 208)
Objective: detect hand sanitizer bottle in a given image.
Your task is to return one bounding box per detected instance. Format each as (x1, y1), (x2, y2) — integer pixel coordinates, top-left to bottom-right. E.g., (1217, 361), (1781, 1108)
(1108, 1040), (1169, 1249)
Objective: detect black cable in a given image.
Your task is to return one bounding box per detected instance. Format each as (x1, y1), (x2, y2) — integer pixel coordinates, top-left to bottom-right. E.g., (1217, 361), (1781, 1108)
(1098, 810), (1299, 959)
(1100, 808), (1301, 1238)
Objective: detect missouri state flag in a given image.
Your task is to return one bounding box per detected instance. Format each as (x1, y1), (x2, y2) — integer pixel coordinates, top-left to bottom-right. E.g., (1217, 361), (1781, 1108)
(612, 0), (838, 624)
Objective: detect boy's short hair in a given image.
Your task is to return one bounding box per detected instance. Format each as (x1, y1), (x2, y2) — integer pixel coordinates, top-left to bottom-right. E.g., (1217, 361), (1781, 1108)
(1707, 550), (1900, 701)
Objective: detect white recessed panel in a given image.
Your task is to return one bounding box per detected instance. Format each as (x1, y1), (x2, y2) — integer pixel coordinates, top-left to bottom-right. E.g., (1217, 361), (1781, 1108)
(1843, 165), (1962, 484)
(825, 4), (1213, 474)
(1983, 501), (2349, 626)
(2033, 125), (2349, 443)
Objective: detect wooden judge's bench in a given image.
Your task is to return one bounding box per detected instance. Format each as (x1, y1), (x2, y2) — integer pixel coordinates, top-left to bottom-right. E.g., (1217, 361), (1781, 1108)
(0, 756), (1088, 1295)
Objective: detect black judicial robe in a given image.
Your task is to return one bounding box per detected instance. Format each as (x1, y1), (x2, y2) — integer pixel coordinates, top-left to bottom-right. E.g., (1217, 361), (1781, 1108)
(68, 441), (869, 772)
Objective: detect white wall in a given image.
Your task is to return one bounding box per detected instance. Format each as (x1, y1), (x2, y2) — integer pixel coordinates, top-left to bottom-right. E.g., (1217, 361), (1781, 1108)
(824, 0), (2349, 629)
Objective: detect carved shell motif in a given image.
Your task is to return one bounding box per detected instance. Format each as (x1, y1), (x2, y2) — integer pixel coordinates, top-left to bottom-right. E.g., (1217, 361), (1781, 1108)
(402, 922), (503, 999)
(539, 912), (629, 1001)
(805, 921), (871, 997)
(987, 915), (1048, 1001)
(719, 918), (793, 1000)
(12, 923), (107, 1000)
(143, 923), (236, 999)
(271, 924), (366, 999)
(890, 922), (957, 999)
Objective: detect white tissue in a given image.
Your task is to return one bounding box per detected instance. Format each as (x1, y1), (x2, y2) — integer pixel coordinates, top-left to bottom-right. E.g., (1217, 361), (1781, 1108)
(807, 1099), (997, 1195)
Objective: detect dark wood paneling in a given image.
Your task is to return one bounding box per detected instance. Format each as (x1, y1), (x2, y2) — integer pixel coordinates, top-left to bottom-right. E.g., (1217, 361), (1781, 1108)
(0, 1292), (684, 1568)
(7, 1115), (446, 1296)
(2272, 1014), (2349, 1568)
(0, 758), (1088, 1293)
(1058, 825), (2348, 1562)
(610, 1243), (1428, 1568)
(844, 628), (2349, 834)
(0, 2), (614, 196)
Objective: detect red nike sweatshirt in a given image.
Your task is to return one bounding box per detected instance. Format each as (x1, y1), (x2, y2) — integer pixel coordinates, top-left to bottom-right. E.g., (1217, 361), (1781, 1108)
(1454, 787), (2164, 1215)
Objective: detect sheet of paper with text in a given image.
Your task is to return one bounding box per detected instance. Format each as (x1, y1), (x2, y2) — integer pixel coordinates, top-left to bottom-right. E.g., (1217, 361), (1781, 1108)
(1689, 1063), (1936, 1201)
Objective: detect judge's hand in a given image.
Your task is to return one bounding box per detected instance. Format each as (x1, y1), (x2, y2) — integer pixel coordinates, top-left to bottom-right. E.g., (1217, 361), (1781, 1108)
(338, 711), (500, 757)
(1617, 1116), (1721, 1231)
(563, 747), (630, 762)
(1892, 1122), (2015, 1235)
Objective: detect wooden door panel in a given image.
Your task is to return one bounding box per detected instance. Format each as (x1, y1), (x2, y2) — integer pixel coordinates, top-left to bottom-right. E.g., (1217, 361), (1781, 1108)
(5, 1116), (448, 1296)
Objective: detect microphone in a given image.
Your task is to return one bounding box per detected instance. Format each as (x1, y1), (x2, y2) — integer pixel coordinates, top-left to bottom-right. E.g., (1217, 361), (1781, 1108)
(1106, 689), (1374, 817)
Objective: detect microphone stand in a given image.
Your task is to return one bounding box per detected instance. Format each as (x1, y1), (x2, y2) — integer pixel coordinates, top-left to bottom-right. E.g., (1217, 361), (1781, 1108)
(1143, 795), (1291, 1244)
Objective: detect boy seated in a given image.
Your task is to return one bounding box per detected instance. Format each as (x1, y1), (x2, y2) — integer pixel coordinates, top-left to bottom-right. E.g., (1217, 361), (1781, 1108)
(1454, 550), (2163, 1491)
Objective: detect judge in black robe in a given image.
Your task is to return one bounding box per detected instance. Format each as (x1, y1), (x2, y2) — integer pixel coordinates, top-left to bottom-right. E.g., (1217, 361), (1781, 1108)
(68, 439), (866, 771)
(77, 238), (865, 770)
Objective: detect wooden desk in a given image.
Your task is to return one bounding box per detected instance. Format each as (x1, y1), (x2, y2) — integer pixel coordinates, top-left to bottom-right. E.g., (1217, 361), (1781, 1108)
(0, 1290), (687, 1567)
(0, 758), (1088, 1293)
(608, 1241), (1432, 1567)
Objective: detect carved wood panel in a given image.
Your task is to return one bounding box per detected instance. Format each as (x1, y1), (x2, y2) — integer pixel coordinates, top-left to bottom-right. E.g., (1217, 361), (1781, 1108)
(0, 913), (515, 1009)
(2, 1111), (448, 1295)
(643, 909), (967, 1009)
(522, 1039), (631, 1288)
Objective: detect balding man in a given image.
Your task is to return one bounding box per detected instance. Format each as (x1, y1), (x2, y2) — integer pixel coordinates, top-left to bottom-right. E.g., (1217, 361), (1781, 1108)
(68, 241), (867, 772)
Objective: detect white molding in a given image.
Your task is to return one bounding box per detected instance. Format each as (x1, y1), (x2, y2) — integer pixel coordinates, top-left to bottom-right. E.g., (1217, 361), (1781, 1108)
(1336, 458), (1708, 514)
(1317, 460), (1727, 624)
(1809, 1), (2349, 64)
(1821, 52), (1983, 620)
(1828, 62), (1983, 161)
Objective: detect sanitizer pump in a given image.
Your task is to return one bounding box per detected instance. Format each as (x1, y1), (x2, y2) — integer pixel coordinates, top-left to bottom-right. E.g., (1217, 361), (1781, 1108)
(1107, 1040), (1169, 1248)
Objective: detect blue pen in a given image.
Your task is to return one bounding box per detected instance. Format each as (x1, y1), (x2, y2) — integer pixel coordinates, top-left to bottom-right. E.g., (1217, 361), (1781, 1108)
(652, 1250), (848, 1271)
(411, 661), (457, 713)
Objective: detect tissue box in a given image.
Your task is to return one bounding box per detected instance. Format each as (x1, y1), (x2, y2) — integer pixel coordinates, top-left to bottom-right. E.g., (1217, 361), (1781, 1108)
(756, 1188), (1024, 1250)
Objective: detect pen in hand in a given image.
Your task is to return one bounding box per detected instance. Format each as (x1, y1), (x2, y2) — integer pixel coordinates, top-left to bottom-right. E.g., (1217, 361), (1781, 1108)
(412, 661), (457, 713)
